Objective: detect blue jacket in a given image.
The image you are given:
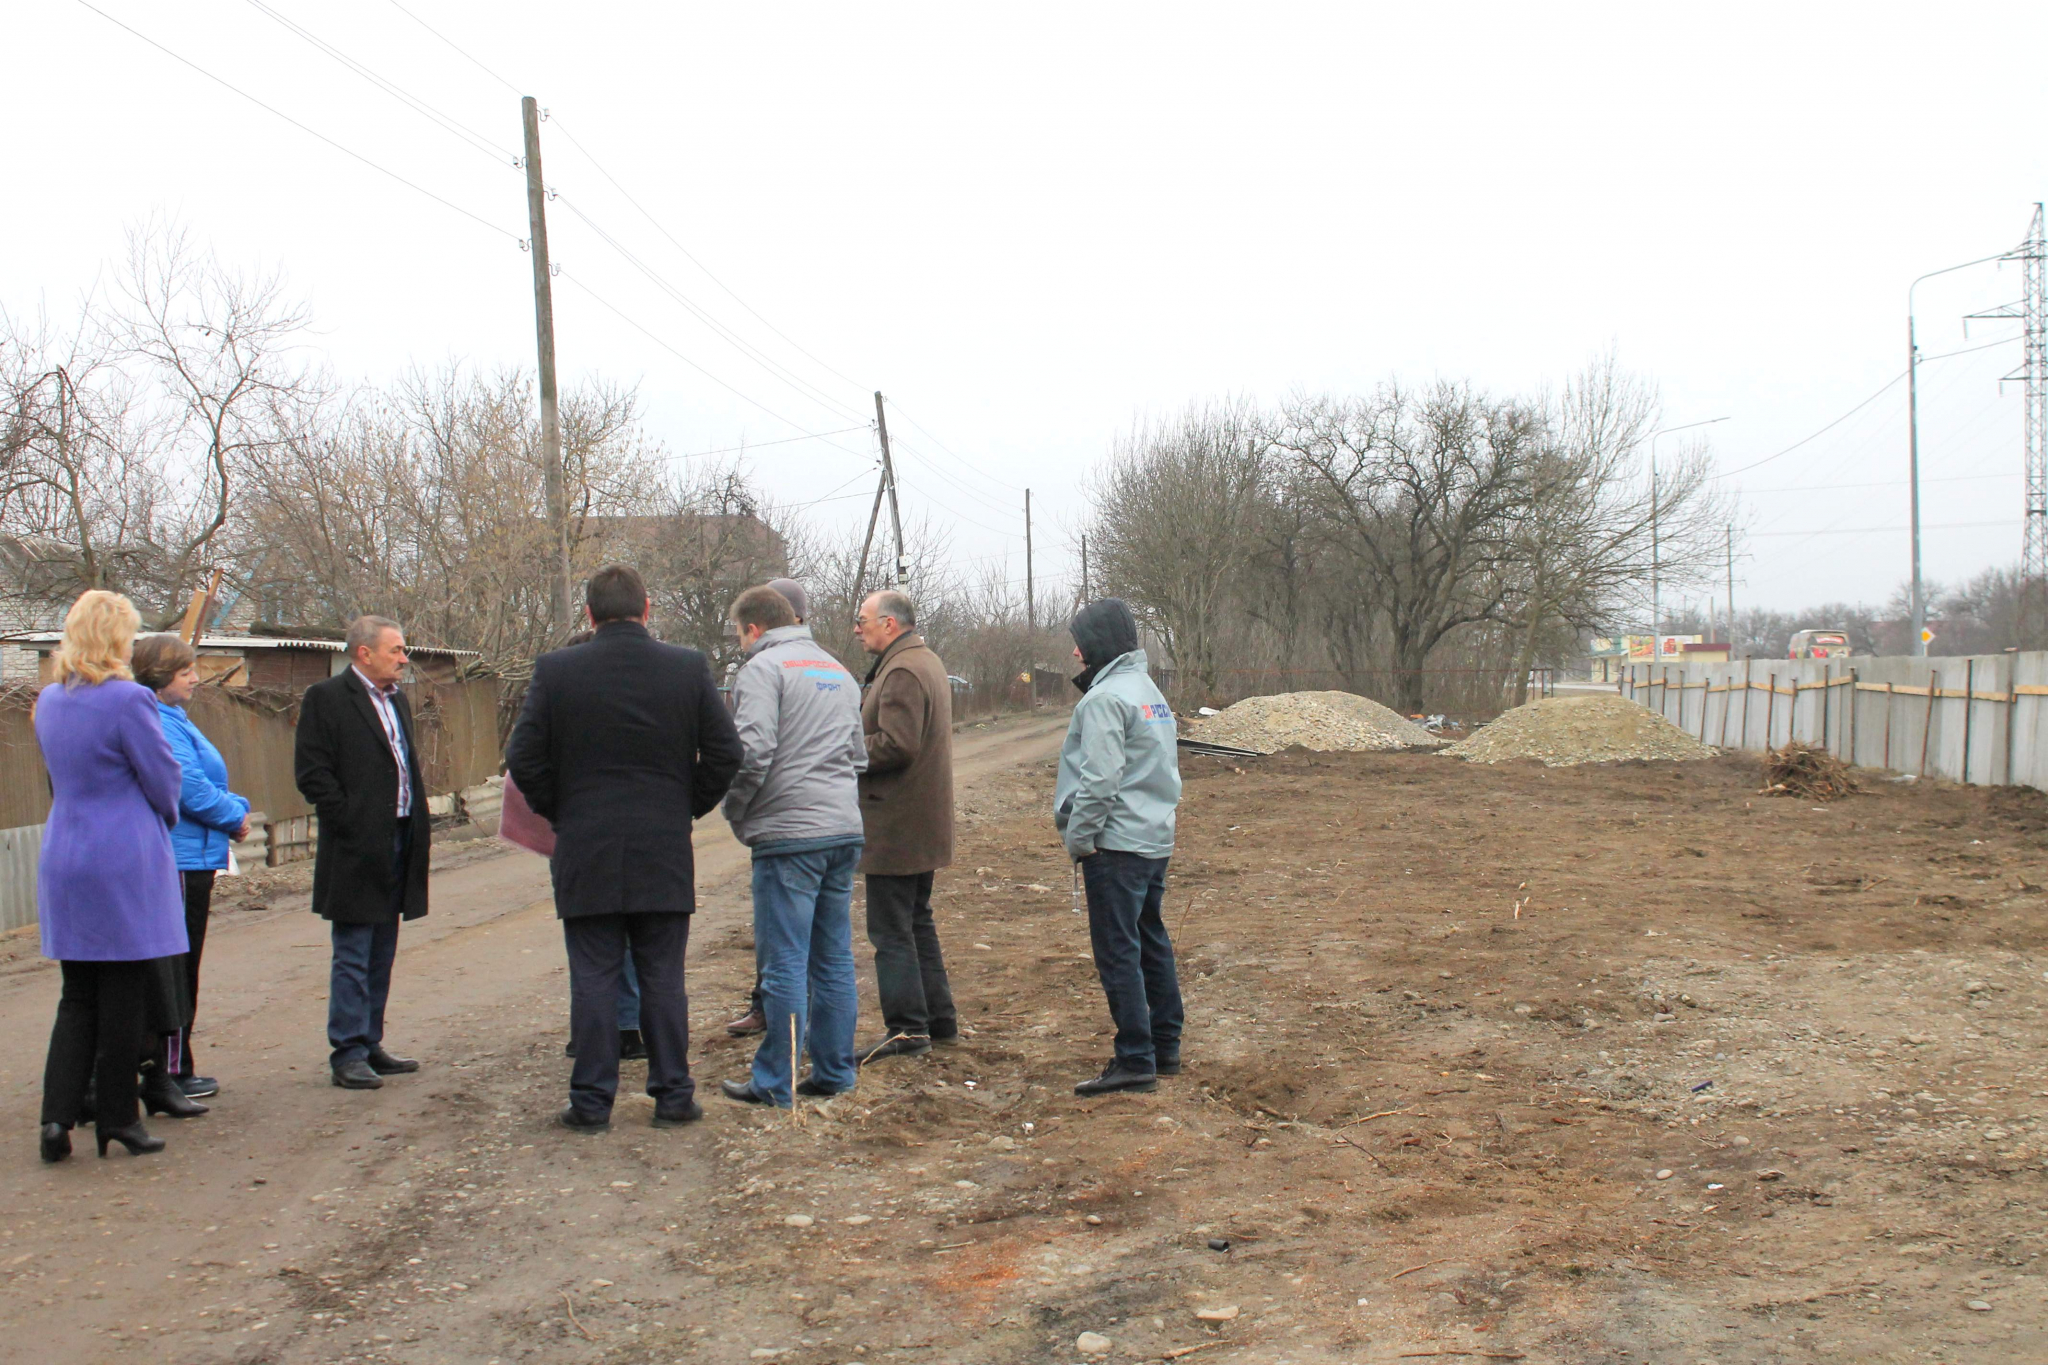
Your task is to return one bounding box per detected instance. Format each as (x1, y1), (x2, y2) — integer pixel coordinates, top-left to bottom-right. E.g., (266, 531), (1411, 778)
(157, 702), (251, 872)
(1054, 649), (1182, 860)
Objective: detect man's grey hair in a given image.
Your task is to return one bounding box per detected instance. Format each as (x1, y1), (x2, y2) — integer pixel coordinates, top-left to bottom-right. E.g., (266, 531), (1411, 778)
(345, 614), (403, 660)
(867, 590), (915, 632)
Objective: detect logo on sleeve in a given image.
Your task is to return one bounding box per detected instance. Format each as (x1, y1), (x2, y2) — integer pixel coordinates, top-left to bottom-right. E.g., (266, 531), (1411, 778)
(1140, 703), (1174, 723)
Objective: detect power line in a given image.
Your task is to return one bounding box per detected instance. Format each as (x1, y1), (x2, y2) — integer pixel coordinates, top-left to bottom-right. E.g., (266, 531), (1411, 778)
(889, 442), (1025, 521)
(881, 397), (1026, 492)
(1741, 471), (2010, 495)
(555, 196), (869, 426)
(382, 0), (522, 94)
(665, 426), (869, 463)
(556, 270), (872, 458)
(1749, 518), (2017, 539)
(242, 0), (512, 165)
(73, 0), (516, 242)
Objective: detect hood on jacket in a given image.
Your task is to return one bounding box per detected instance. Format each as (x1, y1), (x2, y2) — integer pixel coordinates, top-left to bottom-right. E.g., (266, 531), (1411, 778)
(745, 623), (814, 658)
(1069, 598), (1138, 690)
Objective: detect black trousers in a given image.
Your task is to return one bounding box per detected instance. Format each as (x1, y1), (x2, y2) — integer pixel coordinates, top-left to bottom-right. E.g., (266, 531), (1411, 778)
(177, 870), (215, 1076)
(1081, 851), (1183, 1071)
(42, 959), (150, 1129)
(864, 872), (957, 1039)
(563, 913), (693, 1117)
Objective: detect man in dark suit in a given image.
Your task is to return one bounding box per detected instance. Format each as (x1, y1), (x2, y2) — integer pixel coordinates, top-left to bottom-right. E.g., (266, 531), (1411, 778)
(505, 564), (743, 1132)
(294, 615), (433, 1091)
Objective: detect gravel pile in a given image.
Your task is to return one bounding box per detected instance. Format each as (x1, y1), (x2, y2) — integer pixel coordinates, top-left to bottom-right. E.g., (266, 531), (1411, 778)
(1189, 690), (1440, 754)
(1441, 693), (1715, 766)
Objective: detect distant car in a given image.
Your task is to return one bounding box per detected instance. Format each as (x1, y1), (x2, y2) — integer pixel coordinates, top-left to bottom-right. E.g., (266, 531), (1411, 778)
(947, 674), (972, 692)
(1788, 629), (1852, 660)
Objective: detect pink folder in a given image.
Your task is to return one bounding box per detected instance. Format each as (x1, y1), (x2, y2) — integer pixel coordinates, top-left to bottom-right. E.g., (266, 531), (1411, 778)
(497, 773), (556, 857)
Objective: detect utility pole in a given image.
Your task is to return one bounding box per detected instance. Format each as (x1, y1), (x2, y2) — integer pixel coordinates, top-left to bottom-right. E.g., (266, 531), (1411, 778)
(1725, 525), (1735, 650)
(1080, 533), (1089, 602)
(856, 392), (909, 600)
(1968, 206), (2047, 646)
(876, 392), (906, 584)
(521, 96), (572, 634)
(1024, 489), (1035, 634)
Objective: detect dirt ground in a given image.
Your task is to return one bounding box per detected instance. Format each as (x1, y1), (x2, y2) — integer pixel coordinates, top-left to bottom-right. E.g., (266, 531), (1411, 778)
(2, 719), (2046, 1365)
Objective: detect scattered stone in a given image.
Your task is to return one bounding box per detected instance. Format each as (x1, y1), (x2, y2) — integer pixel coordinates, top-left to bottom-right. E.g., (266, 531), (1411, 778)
(1756, 1170), (1785, 1182)
(1085, 1214), (1104, 1226)
(1442, 694), (1715, 766)
(783, 1214), (814, 1228)
(953, 1180), (980, 1190)
(750, 1351), (785, 1360)
(1195, 1305), (1241, 1322)
(842, 1215), (873, 1226)
(1190, 691), (1439, 754)
(987, 1135), (1017, 1151)
(1076, 1330), (1113, 1354)
(1656, 1169), (1673, 1180)
(1968, 1300), (1993, 1312)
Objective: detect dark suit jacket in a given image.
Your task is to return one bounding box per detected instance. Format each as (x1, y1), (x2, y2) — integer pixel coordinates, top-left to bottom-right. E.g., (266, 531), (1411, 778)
(293, 668), (433, 924)
(503, 620), (743, 919)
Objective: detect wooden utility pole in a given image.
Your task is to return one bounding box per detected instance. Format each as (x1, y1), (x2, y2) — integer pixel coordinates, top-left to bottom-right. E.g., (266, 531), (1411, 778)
(1024, 489), (1035, 634)
(522, 96), (572, 633)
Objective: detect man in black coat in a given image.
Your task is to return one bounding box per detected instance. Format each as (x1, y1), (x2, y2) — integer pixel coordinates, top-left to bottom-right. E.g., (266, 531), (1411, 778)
(505, 564), (744, 1132)
(294, 615), (434, 1090)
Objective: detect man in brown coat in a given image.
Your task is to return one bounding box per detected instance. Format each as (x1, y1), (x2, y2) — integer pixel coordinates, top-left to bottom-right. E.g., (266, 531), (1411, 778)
(853, 589), (957, 1061)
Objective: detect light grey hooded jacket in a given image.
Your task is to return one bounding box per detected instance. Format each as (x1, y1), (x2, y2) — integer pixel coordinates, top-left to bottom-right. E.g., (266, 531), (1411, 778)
(1053, 649), (1181, 859)
(721, 625), (868, 849)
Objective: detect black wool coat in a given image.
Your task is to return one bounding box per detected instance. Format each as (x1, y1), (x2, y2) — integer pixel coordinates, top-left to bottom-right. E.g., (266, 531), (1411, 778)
(293, 668), (433, 924)
(503, 620), (743, 919)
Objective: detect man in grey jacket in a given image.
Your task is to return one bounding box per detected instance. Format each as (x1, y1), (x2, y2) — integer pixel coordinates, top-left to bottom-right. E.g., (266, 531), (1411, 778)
(720, 585), (868, 1107)
(1055, 598), (1185, 1097)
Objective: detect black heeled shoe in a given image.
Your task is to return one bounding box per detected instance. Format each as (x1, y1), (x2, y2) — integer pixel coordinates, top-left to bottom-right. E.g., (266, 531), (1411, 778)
(141, 1069), (208, 1118)
(96, 1122), (165, 1157)
(39, 1123), (71, 1163)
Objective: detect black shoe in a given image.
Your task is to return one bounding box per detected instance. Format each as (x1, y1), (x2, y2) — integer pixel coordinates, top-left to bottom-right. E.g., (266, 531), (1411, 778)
(618, 1029), (647, 1061)
(142, 1068), (209, 1118)
(177, 1075), (219, 1099)
(652, 1099), (703, 1127)
(858, 1035), (932, 1064)
(96, 1122), (165, 1157)
(331, 1059), (384, 1090)
(39, 1123), (71, 1163)
(720, 1079), (776, 1106)
(1155, 1054), (1182, 1076)
(1075, 1064), (1158, 1097)
(558, 1105), (610, 1134)
(366, 1047), (419, 1075)
(795, 1077), (851, 1098)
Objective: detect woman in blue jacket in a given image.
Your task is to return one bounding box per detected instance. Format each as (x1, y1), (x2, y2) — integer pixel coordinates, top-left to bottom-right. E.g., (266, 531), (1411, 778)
(134, 634), (250, 1105)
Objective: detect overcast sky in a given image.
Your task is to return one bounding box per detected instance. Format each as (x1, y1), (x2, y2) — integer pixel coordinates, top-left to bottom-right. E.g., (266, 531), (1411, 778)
(7, 2), (2045, 620)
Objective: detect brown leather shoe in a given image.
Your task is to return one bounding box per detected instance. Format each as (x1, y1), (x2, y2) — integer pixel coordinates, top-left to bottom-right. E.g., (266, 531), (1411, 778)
(724, 1007), (766, 1037)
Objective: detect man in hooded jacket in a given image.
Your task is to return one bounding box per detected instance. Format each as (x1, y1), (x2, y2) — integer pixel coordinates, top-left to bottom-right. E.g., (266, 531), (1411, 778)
(1053, 598), (1185, 1096)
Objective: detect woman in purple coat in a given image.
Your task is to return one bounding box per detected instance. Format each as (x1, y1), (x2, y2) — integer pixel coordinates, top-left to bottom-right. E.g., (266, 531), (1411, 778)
(35, 590), (187, 1162)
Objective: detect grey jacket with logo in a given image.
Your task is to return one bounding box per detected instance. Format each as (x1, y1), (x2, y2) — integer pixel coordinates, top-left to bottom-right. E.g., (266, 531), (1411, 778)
(1054, 649), (1182, 859)
(721, 625), (868, 848)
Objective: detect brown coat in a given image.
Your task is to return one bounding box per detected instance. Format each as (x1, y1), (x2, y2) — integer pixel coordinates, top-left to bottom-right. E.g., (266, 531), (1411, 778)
(857, 632), (954, 875)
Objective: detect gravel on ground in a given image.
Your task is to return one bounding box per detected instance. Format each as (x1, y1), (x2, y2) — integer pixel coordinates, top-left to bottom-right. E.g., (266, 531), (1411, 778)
(1189, 689), (1439, 754)
(1441, 691), (1715, 766)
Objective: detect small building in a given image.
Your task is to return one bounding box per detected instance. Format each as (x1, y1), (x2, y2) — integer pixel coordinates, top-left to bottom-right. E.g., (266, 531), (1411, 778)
(1681, 641), (1731, 664)
(8, 630), (481, 690)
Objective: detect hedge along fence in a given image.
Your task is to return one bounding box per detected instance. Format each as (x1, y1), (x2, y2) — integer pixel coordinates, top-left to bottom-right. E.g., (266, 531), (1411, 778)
(0, 675), (503, 932)
(1621, 650), (2048, 789)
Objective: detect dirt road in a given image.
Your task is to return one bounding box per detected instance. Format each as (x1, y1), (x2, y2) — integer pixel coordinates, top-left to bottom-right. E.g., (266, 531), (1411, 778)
(0, 710), (1070, 1363)
(4, 722), (2046, 1365)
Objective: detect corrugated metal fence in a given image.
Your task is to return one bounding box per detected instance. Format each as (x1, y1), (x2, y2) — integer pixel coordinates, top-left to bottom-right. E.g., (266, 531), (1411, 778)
(0, 676), (502, 934)
(1621, 650), (2048, 789)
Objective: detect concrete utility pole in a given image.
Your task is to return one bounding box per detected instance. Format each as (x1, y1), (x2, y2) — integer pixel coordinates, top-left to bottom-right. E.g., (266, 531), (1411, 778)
(1725, 525), (1736, 649)
(1908, 248), (2006, 656)
(1024, 489), (1035, 634)
(876, 392), (907, 585)
(521, 97), (572, 633)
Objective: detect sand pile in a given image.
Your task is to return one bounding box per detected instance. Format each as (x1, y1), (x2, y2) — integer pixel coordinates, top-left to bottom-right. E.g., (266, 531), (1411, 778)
(1189, 690), (1440, 754)
(1441, 693), (1714, 766)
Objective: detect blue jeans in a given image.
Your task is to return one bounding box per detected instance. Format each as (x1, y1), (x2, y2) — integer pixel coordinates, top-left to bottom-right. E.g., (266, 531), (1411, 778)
(1081, 850), (1183, 1071)
(328, 918), (400, 1068)
(749, 842), (861, 1106)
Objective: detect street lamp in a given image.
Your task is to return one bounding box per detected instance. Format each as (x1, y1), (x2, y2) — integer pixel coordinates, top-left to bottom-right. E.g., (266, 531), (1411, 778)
(1650, 416), (1729, 658)
(1908, 252), (2006, 657)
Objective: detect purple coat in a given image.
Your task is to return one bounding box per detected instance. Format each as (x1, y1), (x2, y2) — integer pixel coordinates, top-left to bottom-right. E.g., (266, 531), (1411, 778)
(34, 678), (187, 962)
